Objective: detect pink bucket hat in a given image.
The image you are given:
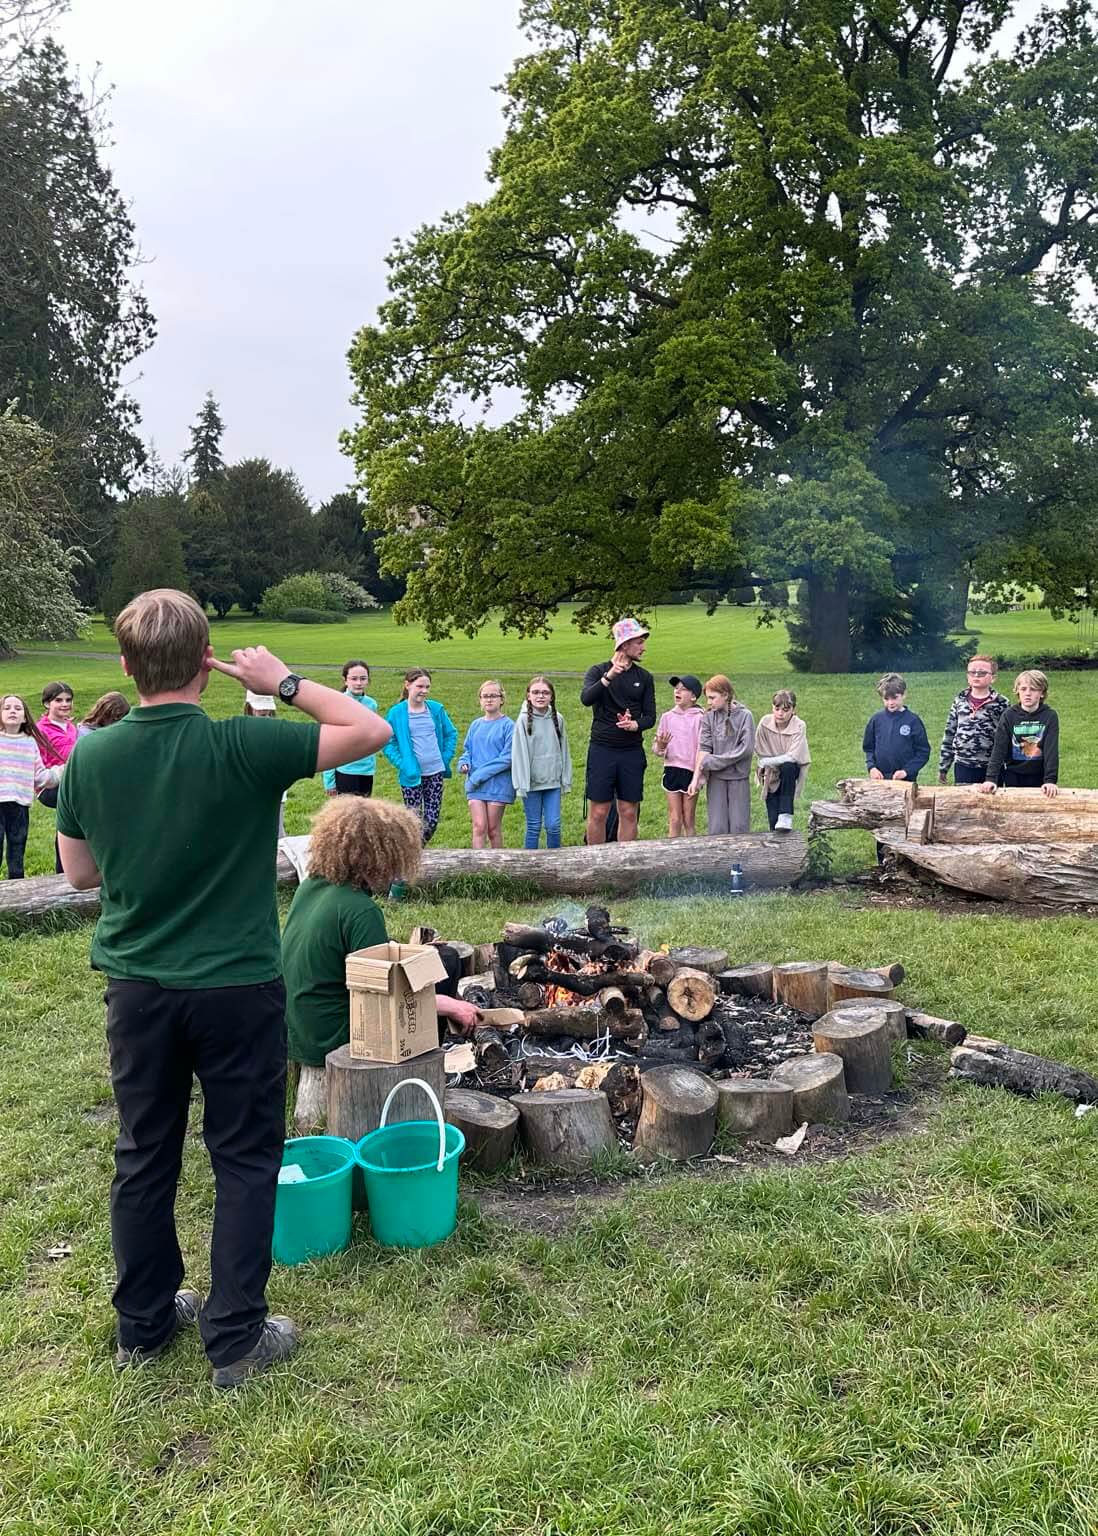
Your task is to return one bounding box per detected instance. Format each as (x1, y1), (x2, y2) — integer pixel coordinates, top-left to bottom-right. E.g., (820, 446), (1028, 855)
(612, 617), (650, 646)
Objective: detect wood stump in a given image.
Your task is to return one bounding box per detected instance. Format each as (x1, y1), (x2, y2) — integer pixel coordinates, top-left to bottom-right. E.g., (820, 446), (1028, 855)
(720, 962), (774, 998)
(716, 1079), (794, 1143)
(667, 946), (729, 975)
(513, 1089), (617, 1170)
(325, 1046), (447, 1143)
(771, 1053), (849, 1123)
(634, 1066), (718, 1161)
(666, 967), (717, 1021)
(826, 966), (896, 1009)
(823, 997), (907, 1045)
(445, 1089), (519, 1173)
(772, 961), (829, 1016)
(906, 1010), (967, 1046)
(812, 1013), (893, 1094)
(293, 1064), (327, 1133)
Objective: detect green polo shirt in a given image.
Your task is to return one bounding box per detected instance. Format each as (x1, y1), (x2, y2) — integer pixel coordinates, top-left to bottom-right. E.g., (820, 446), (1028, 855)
(283, 877), (388, 1066)
(57, 703), (320, 988)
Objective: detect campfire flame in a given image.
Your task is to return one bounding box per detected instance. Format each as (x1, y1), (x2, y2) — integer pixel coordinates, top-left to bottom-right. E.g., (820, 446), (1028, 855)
(542, 948), (614, 1010)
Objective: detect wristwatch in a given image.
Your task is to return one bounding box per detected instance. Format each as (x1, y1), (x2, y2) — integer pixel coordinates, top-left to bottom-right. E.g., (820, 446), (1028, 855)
(277, 673), (303, 704)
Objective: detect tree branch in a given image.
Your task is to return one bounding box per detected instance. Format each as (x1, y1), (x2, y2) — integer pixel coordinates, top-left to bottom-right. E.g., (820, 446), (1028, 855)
(875, 366), (945, 447)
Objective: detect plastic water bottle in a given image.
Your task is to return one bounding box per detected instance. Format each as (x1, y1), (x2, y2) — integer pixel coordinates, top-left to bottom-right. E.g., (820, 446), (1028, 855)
(729, 861), (746, 897)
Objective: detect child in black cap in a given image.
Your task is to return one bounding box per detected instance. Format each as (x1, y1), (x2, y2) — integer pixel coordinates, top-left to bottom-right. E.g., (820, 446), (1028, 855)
(653, 674), (705, 836)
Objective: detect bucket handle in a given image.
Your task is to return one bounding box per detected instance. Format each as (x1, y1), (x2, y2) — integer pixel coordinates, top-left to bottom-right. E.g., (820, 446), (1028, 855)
(379, 1077), (447, 1173)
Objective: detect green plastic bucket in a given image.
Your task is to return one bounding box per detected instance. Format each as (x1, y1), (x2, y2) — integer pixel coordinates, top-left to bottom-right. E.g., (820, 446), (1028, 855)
(273, 1135), (356, 1266)
(355, 1079), (465, 1249)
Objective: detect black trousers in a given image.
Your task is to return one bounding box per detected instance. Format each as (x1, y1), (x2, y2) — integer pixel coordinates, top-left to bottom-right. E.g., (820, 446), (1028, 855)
(105, 977), (287, 1367)
(333, 771), (373, 796)
(764, 762), (799, 828)
(952, 761), (987, 785)
(0, 802), (30, 878)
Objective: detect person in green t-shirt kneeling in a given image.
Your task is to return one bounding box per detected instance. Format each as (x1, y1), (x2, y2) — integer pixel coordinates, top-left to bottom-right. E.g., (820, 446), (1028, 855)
(283, 796), (481, 1129)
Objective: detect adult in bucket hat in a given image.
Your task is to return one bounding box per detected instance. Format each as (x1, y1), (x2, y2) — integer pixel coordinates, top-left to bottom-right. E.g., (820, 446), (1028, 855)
(579, 617), (656, 843)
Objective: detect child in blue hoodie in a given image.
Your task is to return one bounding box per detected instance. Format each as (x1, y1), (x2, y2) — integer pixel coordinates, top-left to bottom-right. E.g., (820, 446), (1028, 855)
(863, 673), (931, 784)
(458, 679), (515, 849)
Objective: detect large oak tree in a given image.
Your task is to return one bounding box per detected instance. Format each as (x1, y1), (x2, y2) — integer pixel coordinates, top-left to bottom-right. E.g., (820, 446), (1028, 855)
(347, 0), (1098, 668)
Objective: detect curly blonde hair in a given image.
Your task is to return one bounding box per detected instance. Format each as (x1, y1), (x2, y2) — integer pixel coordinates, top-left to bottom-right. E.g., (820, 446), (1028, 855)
(307, 797), (423, 892)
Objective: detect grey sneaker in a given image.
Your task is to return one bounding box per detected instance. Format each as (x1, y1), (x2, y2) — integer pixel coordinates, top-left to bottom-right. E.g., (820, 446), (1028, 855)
(115, 1288), (203, 1369)
(774, 813), (794, 832)
(211, 1315), (299, 1390)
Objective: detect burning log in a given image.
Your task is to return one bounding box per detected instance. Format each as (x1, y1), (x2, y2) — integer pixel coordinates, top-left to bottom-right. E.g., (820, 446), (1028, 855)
(508, 953), (540, 980)
(949, 1042), (1098, 1104)
(667, 947), (729, 976)
(826, 966), (896, 1008)
(720, 963), (774, 999)
(519, 1007), (639, 1040)
(445, 1089), (519, 1173)
(597, 986), (627, 1014)
(771, 1052), (849, 1123)
(772, 961), (829, 1016)
(524, 967), (653, 998)
(812, 1011), (894, 1094)
(513, 1089), (617, 1170)
(716, 1080), (795, 1142)
(501, 923), (637, 963)
(634, 1066), (718, 1161)
(906, 1010), (967, 1046)
(666, 967), (717, 1022)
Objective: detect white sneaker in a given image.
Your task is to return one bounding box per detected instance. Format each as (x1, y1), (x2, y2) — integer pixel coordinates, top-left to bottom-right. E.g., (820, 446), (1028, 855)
(774, 813), (794, 831)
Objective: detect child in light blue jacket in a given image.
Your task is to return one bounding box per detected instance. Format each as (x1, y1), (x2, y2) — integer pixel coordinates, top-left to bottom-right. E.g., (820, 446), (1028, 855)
(383, 669), (458, 843)
(322, 660), (378, 796)
(458, 680), (515, 849)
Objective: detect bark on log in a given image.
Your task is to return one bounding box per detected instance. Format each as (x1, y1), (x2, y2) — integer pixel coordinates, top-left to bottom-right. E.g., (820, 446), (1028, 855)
(293, 1065), (327, 1133)
(642, 954), (678, 989)
(772, 961), (829, 1016)
(634, 1066), (718, 1161)
(325, 1046), (447, 1143)
(720, 963), (774, 998)
(513, 1089), (618, 1170)
(949, 1042), (1098, 1104)
(514, 983), (546, 1011)
(576, 1060), (640, 1121)
(716, 1079), (795, 1142)
(824, 998), (907, 1044)
(886, 839), (1098, 908)
(809, 779), (913, 833)
(526, 968), (652, 998)
(473, 1026), (511, 1077)
(654, 1008), (681, 1033)
(667, 947), (729, 975)
(770, 1053), (849, 1123)
(445, 1089), (519, 1173)
(906, 1010), (967, 1046)
(457, 972), (496, 1000)
(520, 1055), (587, 1087)
(826, 961), (905, 986)
(666, 967), (717, 1022)
(519, 1007), (638, 1041)
(472, 943), (496, 974)
(812, 1012), (894, 1094)
(697, 1018), (728, 1070)
(597, 986), (627, 1013)
(925, 786), (1098, 844)
(501, 923), (636, 962)
(826, 967), (896, 1009)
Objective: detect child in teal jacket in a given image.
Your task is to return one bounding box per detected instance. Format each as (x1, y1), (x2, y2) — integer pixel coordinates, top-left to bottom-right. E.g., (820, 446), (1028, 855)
(384, 669), (458, 842)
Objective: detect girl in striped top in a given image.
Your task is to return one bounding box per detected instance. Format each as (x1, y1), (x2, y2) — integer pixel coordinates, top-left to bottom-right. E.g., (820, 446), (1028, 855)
(0, 696), (59, 879)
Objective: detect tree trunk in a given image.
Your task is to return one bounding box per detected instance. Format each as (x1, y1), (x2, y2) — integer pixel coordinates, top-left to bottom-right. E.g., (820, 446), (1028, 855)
(890, 838), (1098, 907)
(720, 963), (774, 998)
(809, 778), (913, 833)
(634, 1066), (718, 1160)
(444, 1089), (519, 1173)
(716, 1079), (794, 1142)
(325, 1046), (447, 1143)
(812, 1013), (894, 1094)
(770, 1052), (849, 1122)
(949, 1042), (1098, 1104)
(292, 1065), (327, 1133)
(803, 568), (851, 673)
(666, 967), (717, 1022)
(921, 786), (1098, 844)
(824, 998), (908, 1044)
(513, 1089), (617, 1170)
(772, 961), (829, 1016)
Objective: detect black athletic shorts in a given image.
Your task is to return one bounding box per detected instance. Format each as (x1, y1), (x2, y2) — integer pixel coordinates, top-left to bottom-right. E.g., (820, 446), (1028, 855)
(585, 744), (646, 804)
(662, 766), (694, 793)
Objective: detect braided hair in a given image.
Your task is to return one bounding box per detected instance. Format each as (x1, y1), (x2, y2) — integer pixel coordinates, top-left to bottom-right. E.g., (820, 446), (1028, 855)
(524, 676), (562, 745)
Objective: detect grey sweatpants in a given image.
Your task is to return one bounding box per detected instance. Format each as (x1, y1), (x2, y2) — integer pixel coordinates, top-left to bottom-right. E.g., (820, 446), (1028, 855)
(705, 776), (751, 835)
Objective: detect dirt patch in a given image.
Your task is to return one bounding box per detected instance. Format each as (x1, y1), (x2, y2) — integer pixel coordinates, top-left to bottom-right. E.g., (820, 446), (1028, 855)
(831, 869), (1098, 921)
(83, 1102), (116, 1124)
(474, 1054), (943, 1233)
(152, 1433), (212, 1476)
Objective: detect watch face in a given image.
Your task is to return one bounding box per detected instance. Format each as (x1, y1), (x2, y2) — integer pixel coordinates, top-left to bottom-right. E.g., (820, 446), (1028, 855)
(279, 675), (298, 700)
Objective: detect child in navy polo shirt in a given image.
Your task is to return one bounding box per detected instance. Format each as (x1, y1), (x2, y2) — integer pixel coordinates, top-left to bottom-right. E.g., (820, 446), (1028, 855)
(863, 673), (931, 784)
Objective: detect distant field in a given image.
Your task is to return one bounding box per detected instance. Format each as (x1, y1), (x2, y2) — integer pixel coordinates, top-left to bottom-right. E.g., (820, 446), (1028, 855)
(4, 599), (1095, 879)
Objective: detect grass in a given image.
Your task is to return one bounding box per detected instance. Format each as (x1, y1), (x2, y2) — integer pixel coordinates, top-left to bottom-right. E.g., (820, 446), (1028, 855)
(2, 891), (1098, 1533)
(4, 605), (1097, 880)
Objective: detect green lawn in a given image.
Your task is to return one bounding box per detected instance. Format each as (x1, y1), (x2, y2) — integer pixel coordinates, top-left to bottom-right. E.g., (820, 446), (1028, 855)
(4, 601), (1096, 879)
(2, 891), (1097, 1533)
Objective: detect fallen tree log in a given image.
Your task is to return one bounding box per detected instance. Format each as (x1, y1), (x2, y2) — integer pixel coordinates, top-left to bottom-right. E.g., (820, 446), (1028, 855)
(949, 1042), (1098, 1104)
(811, 780), (1098, 848)
(884, 838), (1098, 908)
(809, 780), (913, 833)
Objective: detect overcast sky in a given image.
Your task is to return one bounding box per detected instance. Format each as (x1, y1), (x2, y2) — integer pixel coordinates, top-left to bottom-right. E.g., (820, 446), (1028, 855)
(55, 1), (526, 503)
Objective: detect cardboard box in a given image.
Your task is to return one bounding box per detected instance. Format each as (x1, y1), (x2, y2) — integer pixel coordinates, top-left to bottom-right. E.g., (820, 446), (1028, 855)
(346, 942), (449, 1063)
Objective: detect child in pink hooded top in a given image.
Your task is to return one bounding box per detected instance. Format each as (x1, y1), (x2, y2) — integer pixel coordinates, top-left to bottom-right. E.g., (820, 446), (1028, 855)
(652, 675), (705, 836)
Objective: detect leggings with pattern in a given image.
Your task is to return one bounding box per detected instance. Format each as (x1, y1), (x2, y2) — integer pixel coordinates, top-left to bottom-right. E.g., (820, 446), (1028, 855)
(401, 773), (445, 842)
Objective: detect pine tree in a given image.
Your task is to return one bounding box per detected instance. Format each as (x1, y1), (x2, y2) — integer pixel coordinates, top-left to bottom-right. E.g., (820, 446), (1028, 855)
(183, 393), (225, 485)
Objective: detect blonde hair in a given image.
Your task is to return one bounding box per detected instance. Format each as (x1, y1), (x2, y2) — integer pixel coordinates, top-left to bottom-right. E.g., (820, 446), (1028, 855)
(968, 654), (996, 674)
(1014, 669), (1048, 699)
(704, 674), (734, 702)
(876, 672), (907, 698)
(772, 689), (797, 709)
(114, 589), (209, 695)
(400, 668), (431, 700)
(307, 797), (423, 892)
(480, 678), (504, 704)
(80, 692), (130, 730)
